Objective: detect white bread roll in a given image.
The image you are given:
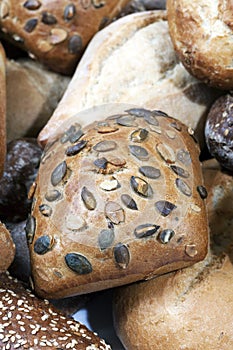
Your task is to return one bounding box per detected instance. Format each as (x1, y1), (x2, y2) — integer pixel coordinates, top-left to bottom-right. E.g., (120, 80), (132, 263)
(38, 10), (220, 146)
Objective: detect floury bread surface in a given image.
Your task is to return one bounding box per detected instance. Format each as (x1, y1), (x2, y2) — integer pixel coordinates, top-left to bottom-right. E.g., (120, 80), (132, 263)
(28, 104), (208, 298)
(38, 10), (220, 146)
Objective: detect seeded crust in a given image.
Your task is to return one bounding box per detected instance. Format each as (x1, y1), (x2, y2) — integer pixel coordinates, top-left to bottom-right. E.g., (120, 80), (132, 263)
(0, 222), (15, 273)
(0, 0), (130, 74)
(0, 272), (111, 350)
(113, 160), (233, 350)
(0, 42), (6, 177)
(38, 10), (220, 147)
(167, 0), (233, 89)
(28, 104), (208, 298)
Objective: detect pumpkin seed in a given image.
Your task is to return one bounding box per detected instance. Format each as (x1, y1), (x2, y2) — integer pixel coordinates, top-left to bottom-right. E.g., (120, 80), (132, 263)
(121, 194), (138, 210)
(51, 161), (67, 186)
(129, 145), (149, 160)
(139, 166), (161, 179)
(113, 243), (130, 269)
(98, 229), (115, 250)
(81, 187), (97, 210)
(65, 253), (92, 274)
(175, 178), (192, 197)
(34, 235), (54, 255)
(130, 128), (149, 142)
(155, 200), (177, 217)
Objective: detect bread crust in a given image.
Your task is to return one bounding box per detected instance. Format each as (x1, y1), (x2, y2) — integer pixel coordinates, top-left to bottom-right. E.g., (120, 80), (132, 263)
(28, 105), (208, 298)
(167, 0), (233, 89)
(0, 0), (130, 74)
(38, 10), (220, 147)
(113, 160), (233, 350)
(0, 222), (15, 272)
(0, 43), (6, 177)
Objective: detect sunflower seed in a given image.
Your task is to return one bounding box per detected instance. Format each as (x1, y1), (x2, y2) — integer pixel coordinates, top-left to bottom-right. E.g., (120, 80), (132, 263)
(158, 229), (175, 243)
(166, 130), (176, 139)
(81, 187), (97, 210)
(139, 166), (161, 179)
(170, 165), (190, 178)
(98, 229), (115, 250)
(190, 203), (201, 212)
(23, 0), (41, 10)
(108, 157), (126, 167)
(39, 204), (52, 217)
(175, 178), (192, 197)
(155, 200), (177, 217)
(69, 129), (84, 143)
(126, 108), (153, 118)
(116, 115), (138, 127)
(64, 3), (76, 20)
(49, 28), (68, 45)
(24, 18), (38, 32)
(34, 235), (54, 255)
(170, 121), (182, 131)
(130, 129), (149, 142)
(68, 34), (82, 54)
(41, 12), (57, 25)
(129, 145), (149, 160)
(97, 125), (119, 134)
(113, 243), (130, 269)
(105, 201), (125, 224)
(121, 194), (138, 210)
(65, 140), (87, 156)
(100, 177), (119, 191)
(51, 161), (67, 186)
(134, 224), (160, 238)
(197, 185), (208, 199)
(92, 0), (105, 8)
(25, 215), (36, 244)
(93, 140), (117, 152)
(45, 189), (62, 202)
(65, 253), (92, 274)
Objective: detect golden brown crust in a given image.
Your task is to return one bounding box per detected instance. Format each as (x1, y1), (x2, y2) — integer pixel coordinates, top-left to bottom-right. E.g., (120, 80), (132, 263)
(0, 0), (130, 74)
(0, 43), (6, 177)
(0, 222), (15, 272)
(0, 272), (111, 350)
(113, 160), (233, 350)
(28, 104), (208, 298)
(167, 0), (233, 89)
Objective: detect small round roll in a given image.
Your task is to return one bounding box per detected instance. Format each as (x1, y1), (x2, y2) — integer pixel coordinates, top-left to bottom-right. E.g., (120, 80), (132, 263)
(167, 0), (233, 89)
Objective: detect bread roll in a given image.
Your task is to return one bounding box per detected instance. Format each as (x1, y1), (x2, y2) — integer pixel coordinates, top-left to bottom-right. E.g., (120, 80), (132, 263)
(205, 94), (233, 172)
(27, 104), (208, 299)
(167, 0), (233, 89)
(38, 10), (220, 147)
(0, 42), (6, 177)
(113, 159), (233, 350)
(6, 58), (70, 141)
(0, 271), (111, 349)
(0, 222), (15, 272)
(0, 0), (130, 74)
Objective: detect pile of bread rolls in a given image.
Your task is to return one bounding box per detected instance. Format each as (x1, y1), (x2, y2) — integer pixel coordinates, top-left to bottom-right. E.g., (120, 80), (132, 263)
(0, 0), (233, 349)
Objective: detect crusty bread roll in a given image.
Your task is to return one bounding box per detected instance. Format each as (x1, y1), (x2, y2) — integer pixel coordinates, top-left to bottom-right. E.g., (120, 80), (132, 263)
(27, 104), (208, 299)
(167, 0), (233, 89)
(0, 222), (15, 272)
(113, 159), (233, 350)
(0, 0), (130, 74)
(6, 58), (70, 141)
(38, 10), (220, 147)
(0, 271), (111, 349)
(0, 42), (6, 177)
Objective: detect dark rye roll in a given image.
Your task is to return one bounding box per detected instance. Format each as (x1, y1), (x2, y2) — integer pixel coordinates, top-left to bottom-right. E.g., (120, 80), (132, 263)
(0, 271), (111, 349)
(0, 0), (130, 74)
(26, 104), (209, 299)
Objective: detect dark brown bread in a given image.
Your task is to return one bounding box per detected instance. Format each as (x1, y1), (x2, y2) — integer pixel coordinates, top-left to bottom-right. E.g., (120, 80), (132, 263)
(0, 0), (130, 74)
(0, 271), (111, 349)
(28, 104), (208, 299)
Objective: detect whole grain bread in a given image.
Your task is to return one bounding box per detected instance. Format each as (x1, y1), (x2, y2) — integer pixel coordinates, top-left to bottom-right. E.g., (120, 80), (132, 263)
(38, 10), (220, 147)
(0, 42), (6, 177)
(28, 104), (208, 299)
(0, 221), (15, 272)
(0, 0), (130, 74)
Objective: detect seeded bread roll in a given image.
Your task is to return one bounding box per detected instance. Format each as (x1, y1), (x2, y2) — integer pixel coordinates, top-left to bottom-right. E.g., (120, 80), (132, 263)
(0, 0), (130, 74)
(0, 222), (15, 272)
(167, 0), (233, 89)
(38, 10), (220, 147)
(0, 272), (111, 350)
(113, 161), (233, 350)
(27, 104), (208, 299)
(0, 42), (6, 177)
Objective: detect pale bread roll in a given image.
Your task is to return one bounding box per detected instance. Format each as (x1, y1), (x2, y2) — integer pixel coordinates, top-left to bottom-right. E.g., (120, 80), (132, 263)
(38, 10), (220, 147)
